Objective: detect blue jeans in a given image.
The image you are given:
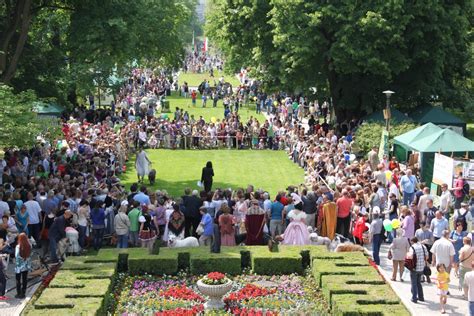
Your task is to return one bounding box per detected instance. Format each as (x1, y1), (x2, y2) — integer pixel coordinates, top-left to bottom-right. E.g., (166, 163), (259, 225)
(117, 234), (129, 248)
(372, 234), (382, 265)
(92, 228), (104, 250)
(410, 270), (424, 301)
(403, 192), (415, 206)
(387, 212), (397, 243)
(49, 238), (58, 262)
(469, 301), (474, 316)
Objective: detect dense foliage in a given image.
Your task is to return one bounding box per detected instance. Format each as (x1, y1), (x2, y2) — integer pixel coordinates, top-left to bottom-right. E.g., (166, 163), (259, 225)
(0, 85), (61, 148)
(206, 0), (473, 122)
(0, 0), (197, 105)
(353, 121), (418, 156)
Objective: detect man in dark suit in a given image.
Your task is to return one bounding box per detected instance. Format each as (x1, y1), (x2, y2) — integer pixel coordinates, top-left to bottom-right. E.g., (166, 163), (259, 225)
(183, 190), (203, 237)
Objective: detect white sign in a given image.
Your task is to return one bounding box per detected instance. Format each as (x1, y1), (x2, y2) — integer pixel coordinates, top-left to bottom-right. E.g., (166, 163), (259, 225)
(433, 153), (454, 188)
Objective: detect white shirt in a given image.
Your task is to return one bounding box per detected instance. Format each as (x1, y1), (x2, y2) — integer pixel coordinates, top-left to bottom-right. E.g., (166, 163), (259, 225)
(24, 200), (42, 224)
(440, 190), (452, 214)
(464, 271), (474, 301)
(430, 238), (455, 267)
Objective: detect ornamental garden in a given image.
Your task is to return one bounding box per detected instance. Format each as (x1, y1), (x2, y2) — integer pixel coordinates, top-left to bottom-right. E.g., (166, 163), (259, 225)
(24, 246), (410, 315)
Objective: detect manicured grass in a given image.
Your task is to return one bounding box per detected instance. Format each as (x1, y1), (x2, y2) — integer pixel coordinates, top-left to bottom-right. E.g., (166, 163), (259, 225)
(164, 91), (265, 122)
(120, 149), (305, 198)
(178, 71), (241, 87)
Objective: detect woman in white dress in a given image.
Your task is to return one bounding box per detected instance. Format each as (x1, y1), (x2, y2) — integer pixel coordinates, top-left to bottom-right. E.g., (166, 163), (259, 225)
(135, 148), (151, 183)
(282, 203), (310, 245)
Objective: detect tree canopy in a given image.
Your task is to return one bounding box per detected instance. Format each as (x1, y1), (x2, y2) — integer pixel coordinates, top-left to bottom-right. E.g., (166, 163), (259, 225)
(1, 0), (197, 105)
(0, 85), (61, 148)
(206, 0), (473, 122)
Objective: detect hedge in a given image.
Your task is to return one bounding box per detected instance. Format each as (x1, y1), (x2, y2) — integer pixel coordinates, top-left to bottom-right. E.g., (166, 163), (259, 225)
(25, 245), (409, 316)
(312, 255), (410, 316)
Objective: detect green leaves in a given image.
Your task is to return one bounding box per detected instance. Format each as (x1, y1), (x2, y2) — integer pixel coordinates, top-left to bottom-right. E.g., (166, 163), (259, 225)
(0, 85), (60, 149)
(206, 0), (472, 122)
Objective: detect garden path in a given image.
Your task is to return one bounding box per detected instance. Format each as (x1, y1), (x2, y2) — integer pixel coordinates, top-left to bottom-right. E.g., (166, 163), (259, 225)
(366, 242), (469, 315)
(0, 259), (43, 316)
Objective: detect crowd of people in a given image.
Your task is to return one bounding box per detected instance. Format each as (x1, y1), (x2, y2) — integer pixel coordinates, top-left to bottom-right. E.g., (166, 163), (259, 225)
(1, 65), (474, 315)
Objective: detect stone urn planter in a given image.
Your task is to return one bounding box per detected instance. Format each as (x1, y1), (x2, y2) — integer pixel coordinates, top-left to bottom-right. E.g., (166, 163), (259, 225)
(197, 278), (233, 310)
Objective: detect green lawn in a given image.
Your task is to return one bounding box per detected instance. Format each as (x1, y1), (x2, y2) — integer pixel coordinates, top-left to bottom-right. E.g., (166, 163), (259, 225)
(120, 149), (305, 198)
(178, 71), (241, 87)
(164, 91), (265, 122)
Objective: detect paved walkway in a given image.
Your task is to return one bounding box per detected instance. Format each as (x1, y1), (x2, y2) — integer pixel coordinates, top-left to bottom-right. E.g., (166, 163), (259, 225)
(0, 258), (44, 316)
(367, 243), (469, 315)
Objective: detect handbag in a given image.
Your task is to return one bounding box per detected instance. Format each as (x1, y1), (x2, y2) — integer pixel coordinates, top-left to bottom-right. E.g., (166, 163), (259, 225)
(196, 223), (204, 235)
(404, 246), (417, 271)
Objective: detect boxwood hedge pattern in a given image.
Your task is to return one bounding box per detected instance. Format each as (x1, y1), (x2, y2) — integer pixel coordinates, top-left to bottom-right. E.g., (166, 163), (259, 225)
(24, 246), (409, 316)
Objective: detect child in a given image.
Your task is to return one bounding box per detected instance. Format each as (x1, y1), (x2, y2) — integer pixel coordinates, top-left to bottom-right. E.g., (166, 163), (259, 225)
(436, 263), (449, 314)
(198, 207), (214, 246)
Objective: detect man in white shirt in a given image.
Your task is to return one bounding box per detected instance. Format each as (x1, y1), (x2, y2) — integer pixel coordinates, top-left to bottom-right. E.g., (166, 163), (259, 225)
(464, 261), (474, 315)
(24, 192), (42, 243)
(417, 187), (433, 220)
(431, 230), (455, 273)
(439, 183), (453, 220)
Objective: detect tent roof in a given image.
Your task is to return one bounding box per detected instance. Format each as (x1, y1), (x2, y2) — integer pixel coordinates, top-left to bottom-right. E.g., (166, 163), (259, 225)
(409, 128), (474, 153)
(33, 101), (64, 114)
(363, 108), (413, 123)
(393, 123), (442, 149)
(410, 105), (465, 125)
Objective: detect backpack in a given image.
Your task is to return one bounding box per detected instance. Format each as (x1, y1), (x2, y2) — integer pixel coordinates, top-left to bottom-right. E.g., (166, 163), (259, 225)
(463, 181), (470, 196)
(456, 209), (468, 231)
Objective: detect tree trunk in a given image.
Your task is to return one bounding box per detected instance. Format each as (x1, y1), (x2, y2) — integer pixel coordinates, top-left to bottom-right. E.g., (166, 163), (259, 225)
(0, 0), (32, 83)
(0, 0), (25, 75)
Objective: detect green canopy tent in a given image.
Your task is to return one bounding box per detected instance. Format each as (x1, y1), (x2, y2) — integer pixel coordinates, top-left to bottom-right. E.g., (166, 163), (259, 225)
(393, 123), (442, 162)
(410, 105), (466, 136)
(408, 128), (474, 186)
(363, 108), (413, 123)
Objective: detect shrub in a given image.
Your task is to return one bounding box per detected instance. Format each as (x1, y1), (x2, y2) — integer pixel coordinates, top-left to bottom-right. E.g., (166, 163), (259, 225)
(178, 251), (191, 271)
(190, 255), (241, 275)
(117, 253), (129, 273)
(252, 253), (302, 275)
(353, 121), (418, 156)
(240, 250), (251, 269)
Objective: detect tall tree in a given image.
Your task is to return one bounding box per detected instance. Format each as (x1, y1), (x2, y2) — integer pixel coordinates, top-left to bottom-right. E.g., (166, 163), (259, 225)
(1, 0), (196, 103)
(206, 0), (472, 122)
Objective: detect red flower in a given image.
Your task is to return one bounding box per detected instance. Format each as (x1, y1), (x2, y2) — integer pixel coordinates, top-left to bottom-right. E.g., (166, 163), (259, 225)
(207, 272), (226, 281)
(154, 305), (204, 316)
(160, 285), (205, 302)
(224, 284), (276, 304)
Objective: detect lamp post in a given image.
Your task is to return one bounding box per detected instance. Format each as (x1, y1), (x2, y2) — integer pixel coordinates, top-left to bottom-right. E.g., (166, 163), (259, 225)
(382, 90), (394, 131)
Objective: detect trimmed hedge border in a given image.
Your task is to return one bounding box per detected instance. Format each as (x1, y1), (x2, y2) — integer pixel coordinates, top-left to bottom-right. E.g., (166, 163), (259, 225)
(24, 246), (409, 316)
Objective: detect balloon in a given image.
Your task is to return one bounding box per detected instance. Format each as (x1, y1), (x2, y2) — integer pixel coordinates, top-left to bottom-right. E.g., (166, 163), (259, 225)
(253, 97), (257, 101)
(385, 171), (393, 181)
(391, 218), (401, 229)
(161, 113), (168, 119)
(383, 219), (393, 232)
(273, 101), (278, 106)
(211, 117), (217, 123)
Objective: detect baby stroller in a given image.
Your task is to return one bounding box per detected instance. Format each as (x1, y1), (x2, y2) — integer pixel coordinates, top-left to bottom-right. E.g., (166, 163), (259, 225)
(65, 227), (81, 256)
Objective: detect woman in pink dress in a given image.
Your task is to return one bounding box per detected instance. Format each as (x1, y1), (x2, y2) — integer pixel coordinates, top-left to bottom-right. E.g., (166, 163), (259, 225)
(282, 203), (310, 245)
(218, 204), (236, 246)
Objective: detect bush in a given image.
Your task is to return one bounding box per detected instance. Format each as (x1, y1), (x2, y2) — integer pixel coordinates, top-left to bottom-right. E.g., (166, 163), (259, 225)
(353, 121), (418, 156)
(252, 252), (303, 275)
(190, 254), (242, 275)
(240, 250), (251, 269)
(178, 251), (191, 271)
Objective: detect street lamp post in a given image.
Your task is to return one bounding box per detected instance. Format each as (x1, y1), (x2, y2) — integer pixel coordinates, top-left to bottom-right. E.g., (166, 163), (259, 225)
(382, 90), (394, 131)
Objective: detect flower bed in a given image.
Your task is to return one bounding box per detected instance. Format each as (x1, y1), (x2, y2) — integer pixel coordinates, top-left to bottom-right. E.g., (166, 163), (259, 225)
(115, 273), (320, 315)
